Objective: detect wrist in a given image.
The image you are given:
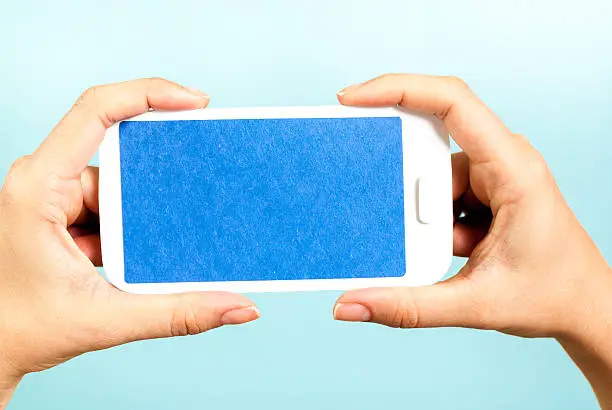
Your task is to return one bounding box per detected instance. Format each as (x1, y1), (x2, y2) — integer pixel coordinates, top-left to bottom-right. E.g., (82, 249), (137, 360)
(562, 265), (612, 343)
(556, 265), (612, 408)
(0, 369), (21, 410)
(0, 344), (22, 410)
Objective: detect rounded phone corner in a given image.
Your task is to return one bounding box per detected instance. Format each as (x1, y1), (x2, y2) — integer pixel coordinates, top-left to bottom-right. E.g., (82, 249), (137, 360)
(405, 242), (453, 287)
(423, 239), (454, 286)
(432, 252), (453, 284)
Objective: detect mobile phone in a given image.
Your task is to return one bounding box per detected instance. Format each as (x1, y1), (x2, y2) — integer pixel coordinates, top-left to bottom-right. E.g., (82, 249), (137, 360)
(99, 106), (452, 294)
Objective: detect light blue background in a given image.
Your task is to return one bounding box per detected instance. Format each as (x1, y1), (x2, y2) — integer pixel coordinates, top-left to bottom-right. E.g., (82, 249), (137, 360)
(1, 0), (611, 408)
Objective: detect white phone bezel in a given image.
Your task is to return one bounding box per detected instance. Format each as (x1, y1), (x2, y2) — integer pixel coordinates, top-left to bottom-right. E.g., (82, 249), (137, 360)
(99, 106), (452, 294)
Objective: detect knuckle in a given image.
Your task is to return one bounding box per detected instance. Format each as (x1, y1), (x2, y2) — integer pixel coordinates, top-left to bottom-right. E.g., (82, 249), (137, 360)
(170, 297), (202, 337)
(472, 295), (501, 332)
(7, 155), (32, 179)
(9, 154), (32, 171)
(75, 85), (116, 127)
(1, 156), (67, 225)
(81, 85), (98, 101)
(444, 76), (471, 94)
(389, 290), (420, 328)
(379, 72), (399, 81)
(459, 268), (505, 331)
(142, 77), (169, 102)
(145, 77), (168, 89)
(367, 73), (402, 87)
(470, 303), (493, 331)
(434, 76), (472, 121)
(499, 134), (553, 196)
(2, 155), (33, 200)
(522, 150), (552, 187)
(529, 149), (549, 173)
(512, 133), (529, 143)
(75, 85), (101, 109)
(469, 288), (493, 329)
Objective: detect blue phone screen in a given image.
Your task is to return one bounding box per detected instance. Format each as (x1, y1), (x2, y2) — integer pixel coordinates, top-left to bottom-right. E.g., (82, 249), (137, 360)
(119, 117), (406, 283)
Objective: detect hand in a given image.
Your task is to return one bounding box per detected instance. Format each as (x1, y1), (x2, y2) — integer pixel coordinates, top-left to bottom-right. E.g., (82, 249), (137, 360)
(0, 78), (260, 408)
(332, 74), (612, 405)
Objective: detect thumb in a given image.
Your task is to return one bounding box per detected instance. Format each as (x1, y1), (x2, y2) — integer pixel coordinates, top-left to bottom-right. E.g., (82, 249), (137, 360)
(333, 277), (482, 329)
(97, 291), (260, 347)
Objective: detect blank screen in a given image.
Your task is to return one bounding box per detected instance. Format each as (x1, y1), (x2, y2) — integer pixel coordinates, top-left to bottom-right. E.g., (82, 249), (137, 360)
(119, 117), (406, 283)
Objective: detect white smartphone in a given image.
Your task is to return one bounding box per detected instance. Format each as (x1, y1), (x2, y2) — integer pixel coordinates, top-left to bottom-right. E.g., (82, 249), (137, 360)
(99, 106), (452, 294)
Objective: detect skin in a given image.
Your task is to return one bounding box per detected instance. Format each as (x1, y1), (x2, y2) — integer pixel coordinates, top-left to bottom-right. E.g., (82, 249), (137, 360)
(0, 78), (260, 409)
(0, 74), (610, 407)
(333, 74), (612, 407)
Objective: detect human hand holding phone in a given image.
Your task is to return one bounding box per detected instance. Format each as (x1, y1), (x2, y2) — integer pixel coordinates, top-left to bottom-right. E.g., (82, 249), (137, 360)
(0, 78), (260, 409)
(333, 74), (612, 408)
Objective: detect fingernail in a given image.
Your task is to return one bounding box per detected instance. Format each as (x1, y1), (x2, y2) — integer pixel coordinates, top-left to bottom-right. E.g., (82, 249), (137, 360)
(221, 306), (260, 325)
(185, 86), (210, 99)
(337, 83), (360, 98)
(333, 303), (372, 322)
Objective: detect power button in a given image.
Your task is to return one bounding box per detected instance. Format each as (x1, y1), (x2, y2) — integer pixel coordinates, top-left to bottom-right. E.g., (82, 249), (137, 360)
(417, 177), (434, 224)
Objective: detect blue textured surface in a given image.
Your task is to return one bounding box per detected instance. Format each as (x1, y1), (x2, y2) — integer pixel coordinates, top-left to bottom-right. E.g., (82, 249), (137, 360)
(119, 117), (405, 283)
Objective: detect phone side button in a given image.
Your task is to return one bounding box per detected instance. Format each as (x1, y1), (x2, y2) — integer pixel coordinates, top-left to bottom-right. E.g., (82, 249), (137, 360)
(417, 177), (432, 224)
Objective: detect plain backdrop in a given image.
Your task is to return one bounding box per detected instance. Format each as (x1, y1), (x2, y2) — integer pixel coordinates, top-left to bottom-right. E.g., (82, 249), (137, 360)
(1, 1), (611, 408)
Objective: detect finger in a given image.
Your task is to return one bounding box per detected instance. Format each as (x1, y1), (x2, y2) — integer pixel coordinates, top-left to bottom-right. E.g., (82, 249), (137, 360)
(333, 277), (482, 328)
(35, 78), (210, 177)
(97, 291), (260, 347)
(337, 74), (515, 164)
(453, 185), (492, 257)
(81, 166), (99, 215)
(72, 166), (100, 226)
(451, 152), (469, 201)
(460, 185), (487, 211)
(453, 222), (487, 257)
(72, 234), (102, 266)
(451, 152), (489, 256)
